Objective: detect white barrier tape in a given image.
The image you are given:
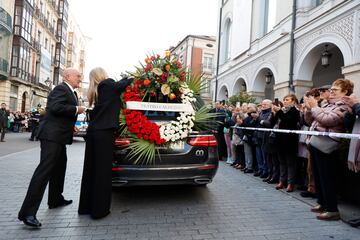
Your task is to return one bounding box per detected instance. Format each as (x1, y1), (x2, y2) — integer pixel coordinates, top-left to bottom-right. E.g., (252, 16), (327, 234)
(232, 126), (360, 140)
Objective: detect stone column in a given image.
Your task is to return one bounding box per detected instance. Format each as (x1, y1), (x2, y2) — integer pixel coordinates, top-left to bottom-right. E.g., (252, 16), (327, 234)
(293, 79), (314, 99)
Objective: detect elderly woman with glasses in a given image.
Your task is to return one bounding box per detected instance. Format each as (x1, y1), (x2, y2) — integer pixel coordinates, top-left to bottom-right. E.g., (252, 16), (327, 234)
(304, 79), (353, 221)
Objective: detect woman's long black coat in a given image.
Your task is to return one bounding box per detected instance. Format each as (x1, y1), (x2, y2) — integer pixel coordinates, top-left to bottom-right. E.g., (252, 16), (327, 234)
(78, 78), (131, 218)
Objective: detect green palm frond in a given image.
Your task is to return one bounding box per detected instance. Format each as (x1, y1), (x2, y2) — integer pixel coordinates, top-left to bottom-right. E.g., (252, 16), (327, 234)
(186, 72), (207, 95)
(125, 136), (156, 165)
(118, 113), (128, 137)
(193, 105), (219, 131)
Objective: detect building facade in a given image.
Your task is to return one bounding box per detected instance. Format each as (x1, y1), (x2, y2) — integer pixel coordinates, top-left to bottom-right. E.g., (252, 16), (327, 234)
(170, 35), (216, 101)
(0, 0), (79, 111)
(213, 0), (360, 102)
(66, 10), (86, 100)
(0, 0), (14, 103)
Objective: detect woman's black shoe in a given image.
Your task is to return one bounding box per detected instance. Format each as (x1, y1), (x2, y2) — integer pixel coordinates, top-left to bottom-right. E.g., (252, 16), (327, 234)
(300, 191), (316, 198)
(267, 178), (279, 184)
(263, 177), (271, 182)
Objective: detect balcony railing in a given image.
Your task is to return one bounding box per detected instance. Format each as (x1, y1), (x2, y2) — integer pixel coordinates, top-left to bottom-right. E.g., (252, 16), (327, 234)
(34, 6), (56, 37)
(0, 7), (12, 35)
(31, 37), (41, 53)
(47, 0), (59, 15)
(29, 74), (39, 85)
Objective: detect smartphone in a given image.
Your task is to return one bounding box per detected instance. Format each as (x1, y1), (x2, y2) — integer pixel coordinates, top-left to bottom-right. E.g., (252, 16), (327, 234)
(274, 98), (279, 106)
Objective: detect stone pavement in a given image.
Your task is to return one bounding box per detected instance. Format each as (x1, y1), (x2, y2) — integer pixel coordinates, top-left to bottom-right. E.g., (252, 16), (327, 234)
(0, 132), (39, 157)
(0, 134), (359, 240)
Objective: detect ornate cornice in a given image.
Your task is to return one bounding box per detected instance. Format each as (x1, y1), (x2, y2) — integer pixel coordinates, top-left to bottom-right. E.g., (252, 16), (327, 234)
(295, 13), (354, 60)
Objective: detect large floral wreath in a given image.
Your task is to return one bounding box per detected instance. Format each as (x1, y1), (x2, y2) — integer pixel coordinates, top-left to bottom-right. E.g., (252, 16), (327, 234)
(119, 51), (216, 164)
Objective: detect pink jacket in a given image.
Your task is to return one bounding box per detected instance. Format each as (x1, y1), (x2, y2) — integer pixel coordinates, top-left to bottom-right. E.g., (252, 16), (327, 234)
(304, 98), (352, 134)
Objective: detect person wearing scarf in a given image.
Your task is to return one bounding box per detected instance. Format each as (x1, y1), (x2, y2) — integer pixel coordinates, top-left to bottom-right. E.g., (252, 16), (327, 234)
(304, 79), (353, 221)
(272, 94), (300, 193)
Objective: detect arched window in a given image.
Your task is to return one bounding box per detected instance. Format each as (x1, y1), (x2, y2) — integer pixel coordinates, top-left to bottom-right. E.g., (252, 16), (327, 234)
(221, 18), (232, 64)
(261, 0), (277, 36)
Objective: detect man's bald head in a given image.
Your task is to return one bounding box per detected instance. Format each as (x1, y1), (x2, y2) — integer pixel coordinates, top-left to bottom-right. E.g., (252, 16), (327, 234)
(63, 68), (82, 89)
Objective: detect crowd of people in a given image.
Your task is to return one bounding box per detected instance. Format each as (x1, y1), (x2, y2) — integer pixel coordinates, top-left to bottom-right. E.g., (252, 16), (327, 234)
(213, 78), (360, 223)
(0, 104), (45, 142)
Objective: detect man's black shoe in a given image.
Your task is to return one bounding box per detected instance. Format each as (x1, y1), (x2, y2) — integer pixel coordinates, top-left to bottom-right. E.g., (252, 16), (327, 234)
(29, 138), (34, 141)
(244, 169), (254, 173)
(49, 199), (73, 209)
(18, 216), (41, 228)
(300, 191), (316, 198)
(348, 218), (360, 227)
(253, 171), (261, 177)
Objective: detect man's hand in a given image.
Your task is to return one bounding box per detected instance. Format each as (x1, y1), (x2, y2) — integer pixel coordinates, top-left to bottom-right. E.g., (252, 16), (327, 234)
(74, 126), (79, 133)
(77, 106), (86, 114)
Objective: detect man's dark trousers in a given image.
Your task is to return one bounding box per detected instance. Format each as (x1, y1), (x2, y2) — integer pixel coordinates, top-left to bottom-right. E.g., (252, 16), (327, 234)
(18, 140), (67, 218)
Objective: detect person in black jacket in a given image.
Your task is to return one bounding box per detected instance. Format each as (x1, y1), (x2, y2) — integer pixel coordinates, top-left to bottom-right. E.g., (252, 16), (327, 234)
(272, 94), (300, 192)
(0, 103), (9, 142)
(78, 67), (132, 219)
(18, 68), (85, 228)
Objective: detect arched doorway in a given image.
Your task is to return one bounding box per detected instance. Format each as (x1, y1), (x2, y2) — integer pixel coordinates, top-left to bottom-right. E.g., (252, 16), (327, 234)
(21, 92), (28, 113)
(232, 78), (247, 95)
(295, 40), (348, 95)
(218, 85), (229, 101)
(312, 44), (344, 87)
(253, 68), (275, 100)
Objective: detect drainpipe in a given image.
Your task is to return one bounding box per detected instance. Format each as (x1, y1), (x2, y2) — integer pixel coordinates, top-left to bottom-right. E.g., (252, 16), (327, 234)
(214, 1), (223, 102)
(288, 0), (296, 93)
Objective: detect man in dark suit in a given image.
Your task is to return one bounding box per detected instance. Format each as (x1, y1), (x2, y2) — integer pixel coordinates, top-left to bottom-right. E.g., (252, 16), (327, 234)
(18, 68), (85, 228)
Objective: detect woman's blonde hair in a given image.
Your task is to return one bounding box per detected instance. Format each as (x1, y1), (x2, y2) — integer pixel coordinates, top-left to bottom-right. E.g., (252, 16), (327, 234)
(87, 67), (108, 106)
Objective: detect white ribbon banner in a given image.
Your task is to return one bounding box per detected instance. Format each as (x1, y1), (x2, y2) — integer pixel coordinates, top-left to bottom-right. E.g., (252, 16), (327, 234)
(232, 126), (360, 140)
(126, 101), (194, 112)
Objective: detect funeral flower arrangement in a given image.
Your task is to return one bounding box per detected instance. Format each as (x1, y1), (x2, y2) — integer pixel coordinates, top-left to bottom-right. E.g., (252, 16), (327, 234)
(119, 51), (216, 164)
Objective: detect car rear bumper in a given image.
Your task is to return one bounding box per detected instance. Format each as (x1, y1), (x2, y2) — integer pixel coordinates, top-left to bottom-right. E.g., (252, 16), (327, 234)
(112, 164), (218, 186)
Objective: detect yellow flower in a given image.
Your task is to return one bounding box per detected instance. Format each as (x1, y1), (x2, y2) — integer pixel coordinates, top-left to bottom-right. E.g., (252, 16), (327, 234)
(165, 65), (171, 71)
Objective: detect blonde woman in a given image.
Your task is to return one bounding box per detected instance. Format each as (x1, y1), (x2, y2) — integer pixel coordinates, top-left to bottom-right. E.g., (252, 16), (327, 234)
(78, 67), (132, 219)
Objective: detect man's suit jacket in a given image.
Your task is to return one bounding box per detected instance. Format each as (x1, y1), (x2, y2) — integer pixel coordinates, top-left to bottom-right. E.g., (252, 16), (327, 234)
(37, 82), (78, 145)
(0, 109), (9, 127)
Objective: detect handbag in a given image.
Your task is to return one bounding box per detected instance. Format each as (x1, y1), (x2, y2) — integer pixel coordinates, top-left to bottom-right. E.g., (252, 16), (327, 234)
(309, 135), (340, 154)
(232, 132), (243, 146)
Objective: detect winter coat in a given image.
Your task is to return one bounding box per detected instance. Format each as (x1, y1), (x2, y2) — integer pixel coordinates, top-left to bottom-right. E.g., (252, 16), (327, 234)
(273, 106), (300, 154)
(304, 98), (352, 135)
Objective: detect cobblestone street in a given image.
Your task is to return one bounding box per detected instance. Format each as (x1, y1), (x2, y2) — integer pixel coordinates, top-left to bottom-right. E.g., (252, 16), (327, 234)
(0, 133), (358, 240)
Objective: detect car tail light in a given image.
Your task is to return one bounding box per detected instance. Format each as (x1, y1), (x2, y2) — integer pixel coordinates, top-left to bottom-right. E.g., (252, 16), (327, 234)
(114, 137), (130, 147)
(198, 165), (217, 170)
(112, 167), (124, 171)
(187, 135), (217, 147)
